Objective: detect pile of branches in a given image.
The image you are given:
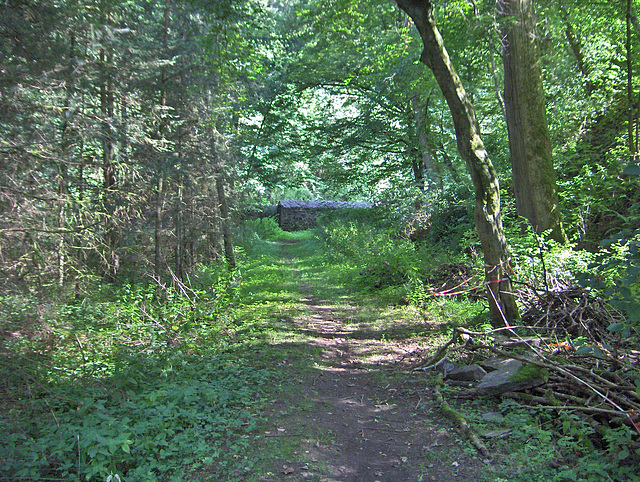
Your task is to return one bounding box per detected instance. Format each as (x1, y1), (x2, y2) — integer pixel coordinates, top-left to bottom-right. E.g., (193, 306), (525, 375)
(425, 262), (484, 299)
(520, 285), (625, 343)
(467, 334), (640, 429)
(417, 284), (640, 432)
(512, 286), (639, 429)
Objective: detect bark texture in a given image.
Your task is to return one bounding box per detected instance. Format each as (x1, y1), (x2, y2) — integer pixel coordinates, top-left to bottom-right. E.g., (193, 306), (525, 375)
(499, 0), (566, 242)
(409, 93), (439, 190)
(395, 0), (518, 325)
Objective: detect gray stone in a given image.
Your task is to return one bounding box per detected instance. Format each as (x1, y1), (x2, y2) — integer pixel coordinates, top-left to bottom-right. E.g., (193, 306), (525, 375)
(476, 359), (546, 396)
(481, 411), (505, 422)
(446, 364), (487, 382)
(439, 360), (457, 376)
(479, 357), (515, 372)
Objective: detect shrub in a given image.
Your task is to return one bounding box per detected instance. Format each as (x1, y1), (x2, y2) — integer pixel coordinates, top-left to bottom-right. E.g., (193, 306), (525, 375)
(0, 263), (260, 481)
(318, 215), (423, 289)
(578, 228), (640, 329)
(1, 352), (272, 481)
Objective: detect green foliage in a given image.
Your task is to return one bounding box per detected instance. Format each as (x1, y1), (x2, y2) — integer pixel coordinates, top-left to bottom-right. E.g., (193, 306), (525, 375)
(0, 263), (266, 481)
(504, 219), (595, 290)
(111, 266), (239, 348)
(362, 186), (476, 257)
(318, 212), (423, 290)
(472, 399), (640, 481)
(2, 352), (271, 481)
(559, 141), (640, 244)
(237, 217), (310, 258)
(554, 422), (640, 481)
(240, 217), (289, 242)
(314, 195), (480, 306)
(578, 228), (640, 328)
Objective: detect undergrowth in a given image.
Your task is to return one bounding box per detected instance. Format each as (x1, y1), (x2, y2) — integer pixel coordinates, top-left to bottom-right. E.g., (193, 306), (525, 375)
(2, 210), (638, 480)
(0, 263), (274, 481)
(313, 202), (640, 481)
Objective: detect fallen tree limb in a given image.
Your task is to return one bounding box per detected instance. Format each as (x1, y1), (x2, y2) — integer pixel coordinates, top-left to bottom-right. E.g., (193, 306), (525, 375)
(433, 374), (490, 458)
(412, 331), (460, 371)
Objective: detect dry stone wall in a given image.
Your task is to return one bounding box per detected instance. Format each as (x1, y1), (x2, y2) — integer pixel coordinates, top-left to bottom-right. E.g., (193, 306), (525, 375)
(277, 200), (373, 231)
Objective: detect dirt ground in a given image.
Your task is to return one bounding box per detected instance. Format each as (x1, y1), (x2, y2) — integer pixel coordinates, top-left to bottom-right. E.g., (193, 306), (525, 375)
(257, 285), (493, 482)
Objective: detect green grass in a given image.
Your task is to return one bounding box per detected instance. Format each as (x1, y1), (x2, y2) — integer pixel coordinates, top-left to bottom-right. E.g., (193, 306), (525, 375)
(2, 218), (637, 481)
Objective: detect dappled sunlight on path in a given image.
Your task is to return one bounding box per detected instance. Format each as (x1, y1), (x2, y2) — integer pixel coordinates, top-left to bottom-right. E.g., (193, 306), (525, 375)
(253, 238), (491, 481)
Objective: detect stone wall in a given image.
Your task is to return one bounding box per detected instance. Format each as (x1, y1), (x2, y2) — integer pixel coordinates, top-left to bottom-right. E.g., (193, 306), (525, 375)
(277, 200), (373, 231)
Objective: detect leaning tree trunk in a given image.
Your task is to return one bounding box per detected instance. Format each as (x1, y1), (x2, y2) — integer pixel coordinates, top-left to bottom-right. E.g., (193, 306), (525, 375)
(499, 0), (566, 243)
(395, 0), (518, 326)
(558, 3), (594, 96)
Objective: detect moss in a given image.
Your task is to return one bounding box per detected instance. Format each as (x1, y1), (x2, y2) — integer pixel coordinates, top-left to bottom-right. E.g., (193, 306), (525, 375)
(510, 363), (549, 383)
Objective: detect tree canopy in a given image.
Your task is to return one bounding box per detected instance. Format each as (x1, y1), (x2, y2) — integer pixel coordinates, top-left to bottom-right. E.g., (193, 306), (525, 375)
(0, 0), (638, 305)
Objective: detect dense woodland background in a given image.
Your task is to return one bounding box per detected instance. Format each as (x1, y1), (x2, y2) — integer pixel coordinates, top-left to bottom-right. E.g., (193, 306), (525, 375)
(2, 0), (640, 480)
(1, 0), (639, 293)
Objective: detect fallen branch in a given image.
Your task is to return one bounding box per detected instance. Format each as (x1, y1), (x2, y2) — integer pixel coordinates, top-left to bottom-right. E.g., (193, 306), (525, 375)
(412, 330), (460, 371)
(433, 374), (490, 458)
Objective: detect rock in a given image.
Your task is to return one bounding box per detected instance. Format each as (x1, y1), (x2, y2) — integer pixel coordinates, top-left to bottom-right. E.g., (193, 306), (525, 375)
(440, 360), (457, 375)
(476, 359), (547, 396)
(479, 357), (513, 372)
(446, 364), (487, 382)
(445, 380), (476, 387)
(480, 429), (512, 439)
(481, 411), (504, 422)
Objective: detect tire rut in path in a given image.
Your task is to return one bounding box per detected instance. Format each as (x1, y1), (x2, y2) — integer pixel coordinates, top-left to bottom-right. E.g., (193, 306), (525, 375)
(262, 275), (489, 482)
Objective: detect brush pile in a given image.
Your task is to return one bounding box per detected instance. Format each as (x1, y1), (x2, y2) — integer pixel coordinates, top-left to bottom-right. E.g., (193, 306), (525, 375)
(419, 286), (640, 432)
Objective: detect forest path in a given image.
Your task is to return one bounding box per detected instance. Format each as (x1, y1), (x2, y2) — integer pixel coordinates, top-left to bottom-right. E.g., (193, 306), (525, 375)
(246, 237), (490, 482)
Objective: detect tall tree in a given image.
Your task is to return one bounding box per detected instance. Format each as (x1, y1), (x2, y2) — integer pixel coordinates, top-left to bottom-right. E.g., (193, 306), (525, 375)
(627, 0), (637, 158)
(499, 0), (566, 242)
(241, 0), (454, 200)
(394, 0), (518, 326)
(99, 14), (120, 280)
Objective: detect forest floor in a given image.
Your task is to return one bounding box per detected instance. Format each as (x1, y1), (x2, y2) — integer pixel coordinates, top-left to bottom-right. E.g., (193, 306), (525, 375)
(233, 237), (500, 482)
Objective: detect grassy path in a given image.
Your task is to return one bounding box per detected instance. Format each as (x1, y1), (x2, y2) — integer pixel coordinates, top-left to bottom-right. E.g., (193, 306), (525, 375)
(2, 228), (627, 480)
(229, 234), (490, 481)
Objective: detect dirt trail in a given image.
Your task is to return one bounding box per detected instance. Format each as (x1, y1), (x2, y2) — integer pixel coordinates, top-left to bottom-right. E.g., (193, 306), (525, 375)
(258, 242), (490, 481)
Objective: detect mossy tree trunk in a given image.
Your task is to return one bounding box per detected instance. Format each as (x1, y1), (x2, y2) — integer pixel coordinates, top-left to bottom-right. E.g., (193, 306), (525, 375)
(395, 0), (519, 326)
(499, 0), (567, 243)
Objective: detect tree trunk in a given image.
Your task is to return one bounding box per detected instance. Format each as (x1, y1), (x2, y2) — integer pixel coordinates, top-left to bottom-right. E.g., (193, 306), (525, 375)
(409, 93), (441, 190)
(56, 166), (68, 289)
(100, 45), (119, 281)
(558, 3), (594, 95)
(154, 176), (164, 280)
(175, 178), (184, 280)
(489, 38), (507, 119)
(395, 0), (518, 326)
(215, 170), (236, 269)
(499, 0), (567, 243)
(155, 0), (170, 283)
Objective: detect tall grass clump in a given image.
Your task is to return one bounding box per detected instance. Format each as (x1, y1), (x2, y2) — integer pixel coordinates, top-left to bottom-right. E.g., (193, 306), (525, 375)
(236, 217), (310, 258)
